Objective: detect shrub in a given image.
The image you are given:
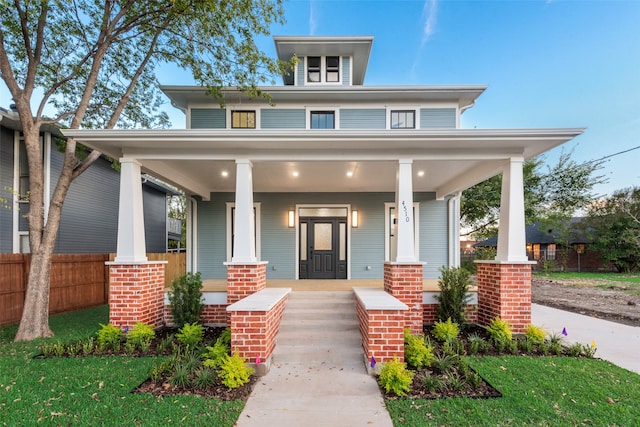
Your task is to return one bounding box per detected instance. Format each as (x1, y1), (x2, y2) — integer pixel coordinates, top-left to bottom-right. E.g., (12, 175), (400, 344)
(525, 324), (547, 345)
(168, 272), (204, 327)
(467, 333), (487, 355)
(404, 329), (435, 369)
(486, 317), (512, 343)
(193, 367), (217, 389)
(203, 334), (231, 370)
(97, 323), (122, 351)
(126, 322), (155, 351)
(176, 322), (205, 349)
(432, 318), (460, 343)
(218, 352), (255, 389)
(378, 357), (414, 397)
(432, 353), (458, 373)
(518, 336), (534, 354)
(435, 266), (472, 325)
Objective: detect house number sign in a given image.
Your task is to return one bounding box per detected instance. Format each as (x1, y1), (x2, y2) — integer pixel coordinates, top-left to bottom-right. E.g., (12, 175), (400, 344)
(401, 200), (410, 223)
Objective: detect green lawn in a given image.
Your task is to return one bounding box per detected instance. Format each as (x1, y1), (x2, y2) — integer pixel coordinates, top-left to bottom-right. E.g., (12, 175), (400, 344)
(386, 356), (640, 426)
(0, 306), (244, 426)
(3, 307), (640, 426)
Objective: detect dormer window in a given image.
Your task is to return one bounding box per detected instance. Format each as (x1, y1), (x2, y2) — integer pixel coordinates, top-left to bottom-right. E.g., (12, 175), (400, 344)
(306, 56), (340, 84)
(326, 56), (340, 82)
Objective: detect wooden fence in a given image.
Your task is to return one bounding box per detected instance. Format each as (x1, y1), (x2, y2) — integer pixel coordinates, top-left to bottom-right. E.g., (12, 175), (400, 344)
(0, 252), (186, 327)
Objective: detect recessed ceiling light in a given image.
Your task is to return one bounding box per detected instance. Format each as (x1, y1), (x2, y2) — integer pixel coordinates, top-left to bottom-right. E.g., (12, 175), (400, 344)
(221, 170), (228, 177)
(292, 171), (299, 177)
(417, 171), (425, 177)
(346, 171), (353, 177)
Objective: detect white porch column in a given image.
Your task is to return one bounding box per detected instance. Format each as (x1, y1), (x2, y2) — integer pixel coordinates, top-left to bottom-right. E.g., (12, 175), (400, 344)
(232, 159), (257, 263)
(448, 192), (461, 267)
(115, 158), (147, 263)
(495, 157), (528, 262)
(394, 159), (417, 262)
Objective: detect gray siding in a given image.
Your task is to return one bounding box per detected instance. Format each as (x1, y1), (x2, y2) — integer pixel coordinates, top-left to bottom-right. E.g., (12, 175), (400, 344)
(296, 57), (305, 87)
(420, 108), (457, 128)
(143, 186), (168, 253)
(52, 151), (120, 253)
(191, 108), (226, 129)
(196, 192), (446, 280)
(342, 56), (351, 86)
(417, 195), (449, 278)
(0, 126), (14, 252)
(261, 109), (306, 129)
(340, 109), (386, 129)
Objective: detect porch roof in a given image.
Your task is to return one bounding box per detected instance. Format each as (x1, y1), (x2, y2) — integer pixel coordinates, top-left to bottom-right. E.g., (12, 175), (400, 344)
(63, 128), (583, 201)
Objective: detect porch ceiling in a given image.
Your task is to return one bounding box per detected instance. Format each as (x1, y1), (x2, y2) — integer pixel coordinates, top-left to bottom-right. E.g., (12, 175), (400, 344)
(63, 128), (583, 200)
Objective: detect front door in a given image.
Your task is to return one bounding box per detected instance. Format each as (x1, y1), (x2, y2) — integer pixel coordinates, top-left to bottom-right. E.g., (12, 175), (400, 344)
(299, 217), (347, 279)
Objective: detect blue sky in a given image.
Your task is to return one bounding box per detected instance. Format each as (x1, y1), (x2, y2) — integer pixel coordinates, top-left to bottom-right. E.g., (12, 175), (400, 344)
(2, 1), (638, 197)
(161, 0), (640, 197)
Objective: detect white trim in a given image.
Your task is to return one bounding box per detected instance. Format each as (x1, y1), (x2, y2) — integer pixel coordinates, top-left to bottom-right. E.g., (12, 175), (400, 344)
(226, 202), (262, 262)
(187, 196), (198, 273)
(384, 201), (420, 262)
(305, 107), (340, 129)
(294, 203), (352, 280)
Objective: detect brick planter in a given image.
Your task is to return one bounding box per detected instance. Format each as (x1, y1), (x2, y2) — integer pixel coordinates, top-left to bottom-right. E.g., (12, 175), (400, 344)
(476, 261), (533, 333)
(384, 262), (424, 334)
(226, 262), (268, 305)
(108, 262), (166, 329)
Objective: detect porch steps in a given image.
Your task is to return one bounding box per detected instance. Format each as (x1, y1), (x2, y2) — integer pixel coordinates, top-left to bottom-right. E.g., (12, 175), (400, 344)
(236, 290), (393, 427)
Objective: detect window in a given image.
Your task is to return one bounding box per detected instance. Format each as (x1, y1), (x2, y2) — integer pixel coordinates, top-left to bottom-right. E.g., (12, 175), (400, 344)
(307, 56), (321, 82)
(326, 56), (340, 82)
(391, 110), (415, 129)
(226, 203), (261, 262)
(384, 202), (420, 261)
(307, 56), (339, 83)
(231, 110), (256, 129)
(310, 111), (335, 129)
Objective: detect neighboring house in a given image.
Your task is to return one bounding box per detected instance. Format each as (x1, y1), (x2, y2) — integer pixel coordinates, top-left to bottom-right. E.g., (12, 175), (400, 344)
(0, 106), (179, 254)
(65, 35), (583, 350)
(474, 219), (610, 272)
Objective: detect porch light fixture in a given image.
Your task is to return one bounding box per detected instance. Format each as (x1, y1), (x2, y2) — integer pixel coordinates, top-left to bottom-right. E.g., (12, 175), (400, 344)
(352, 210), (359, 228)
(288, 210), (295, 228)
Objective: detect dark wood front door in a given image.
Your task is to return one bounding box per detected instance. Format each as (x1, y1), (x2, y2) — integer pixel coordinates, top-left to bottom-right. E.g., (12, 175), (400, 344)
(299, 217), (347, 279)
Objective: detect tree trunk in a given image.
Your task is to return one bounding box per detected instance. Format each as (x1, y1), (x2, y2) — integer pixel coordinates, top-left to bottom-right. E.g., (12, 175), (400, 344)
(14, 248), (55, 341)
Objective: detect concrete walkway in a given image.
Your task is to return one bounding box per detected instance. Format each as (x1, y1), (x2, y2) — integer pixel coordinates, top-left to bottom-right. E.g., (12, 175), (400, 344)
(236, 291), (393, 427)
(532, 303), (640, 374)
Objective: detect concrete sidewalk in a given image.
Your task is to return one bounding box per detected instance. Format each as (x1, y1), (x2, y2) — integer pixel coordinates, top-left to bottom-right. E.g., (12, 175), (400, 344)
(532, 303), (640, 374)
(236, 291), (393, 427)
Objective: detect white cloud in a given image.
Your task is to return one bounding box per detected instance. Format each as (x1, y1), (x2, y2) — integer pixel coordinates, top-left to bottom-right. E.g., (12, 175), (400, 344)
(420, 0), (439, 47)
(309, 0), (318, 35)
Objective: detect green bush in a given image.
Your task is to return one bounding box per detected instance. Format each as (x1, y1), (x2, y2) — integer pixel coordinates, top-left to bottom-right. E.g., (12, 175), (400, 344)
(203, 333), (231, 369)
(525, 324), (547, 345)
(435, 266), (472, 325)
(168, 272), (204, 327)
(218, 352), (255, 389)
(486, 317), (512, 343)
(432, 318), (460, 343)
(97, 323), (122, 351)
(126, 322), (155, 351)
(378, 357), (414, 397)
(403, 329), (435, 369)
(176, 322), (205, 349)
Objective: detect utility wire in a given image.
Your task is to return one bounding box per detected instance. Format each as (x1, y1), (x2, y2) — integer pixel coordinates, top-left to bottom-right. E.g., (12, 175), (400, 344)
(583, 144), (640, 165)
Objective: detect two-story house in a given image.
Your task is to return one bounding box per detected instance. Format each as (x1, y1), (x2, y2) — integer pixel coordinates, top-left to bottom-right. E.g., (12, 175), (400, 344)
(64, 36), (583, 337)
(0, 106), (180, 254)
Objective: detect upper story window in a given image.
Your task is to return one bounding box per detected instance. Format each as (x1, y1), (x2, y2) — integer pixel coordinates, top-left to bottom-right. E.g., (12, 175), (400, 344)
(231, 110), (256, 129)
(390, 110), (415, 129)
(310, 111), (335, 129)
(307, 56), (340, 84)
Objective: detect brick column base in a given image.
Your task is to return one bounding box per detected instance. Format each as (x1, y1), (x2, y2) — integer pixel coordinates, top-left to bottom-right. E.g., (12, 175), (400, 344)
(476, 261), (533, 333)
(226, 262), (268, 305)
(384, 262), (424, 334)
(108, 262), (166, 329)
